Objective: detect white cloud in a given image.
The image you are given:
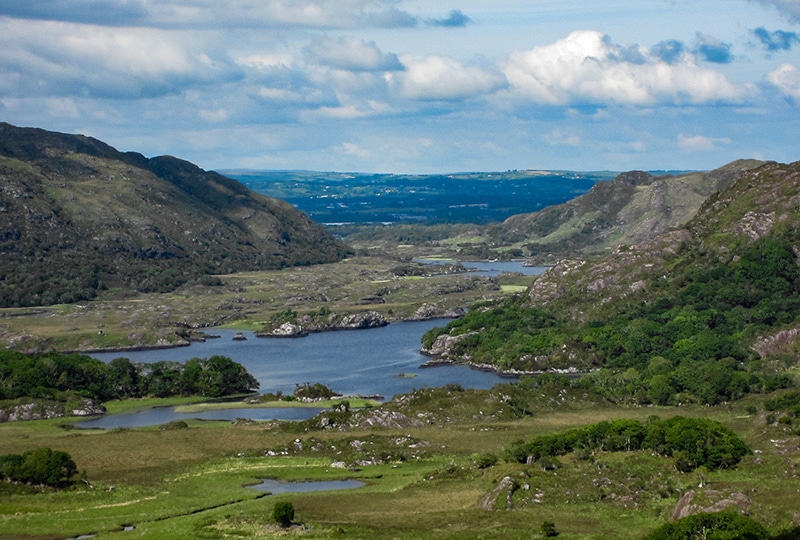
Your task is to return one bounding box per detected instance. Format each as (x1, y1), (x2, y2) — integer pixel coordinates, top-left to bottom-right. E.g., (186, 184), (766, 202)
(199, 108), (230, 123)
(339, 142), (371, 158)
(750, 0), (800, 22)
(395, 55), (506, 100)
(677, 133), (732, 152)
(544, 128), (582, 147)
(306, 36), (403, 71)
(0, 19), (242, 99)
(767, 63), (800, 99)
(502, 30), (742, 107)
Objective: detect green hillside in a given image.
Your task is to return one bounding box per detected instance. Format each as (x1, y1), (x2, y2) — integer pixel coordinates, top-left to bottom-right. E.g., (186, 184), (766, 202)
(484, 160), (765, 262)
(424, 160), (800, 406)
(0, 123), (350, 307)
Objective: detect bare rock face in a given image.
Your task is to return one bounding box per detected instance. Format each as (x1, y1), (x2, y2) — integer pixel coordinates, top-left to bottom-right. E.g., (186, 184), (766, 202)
(258, 311), (388, 337)
(269, 322), (307, 337)
(671, 490), (752, 521)
(480, 476), (518, 510)
(0, 398), (106, 422)
(71, 398), (107, 417)
(420, 331), (478, 359)
(334, 311), (388, 329)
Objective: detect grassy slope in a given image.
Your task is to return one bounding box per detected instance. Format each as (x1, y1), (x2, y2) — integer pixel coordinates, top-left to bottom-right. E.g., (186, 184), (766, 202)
(0, 388), (798, 539)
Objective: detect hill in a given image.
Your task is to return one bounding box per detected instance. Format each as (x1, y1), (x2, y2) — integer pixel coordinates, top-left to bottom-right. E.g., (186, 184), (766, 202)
(484, 160), (765, 262)
(423, 160), (800, 405)
(0, 123), (350, 307)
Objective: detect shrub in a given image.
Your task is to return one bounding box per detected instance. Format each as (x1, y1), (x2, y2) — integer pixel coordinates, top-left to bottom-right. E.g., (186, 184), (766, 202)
(272, 501), (295, 528)
(541, 521), (559, 537)
(643, 511), (769, 540)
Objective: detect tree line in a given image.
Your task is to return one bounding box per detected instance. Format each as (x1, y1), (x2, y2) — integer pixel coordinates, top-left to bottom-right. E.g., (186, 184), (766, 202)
(0, 351), (259, 402)
(506, 416), (750, 473)
(0, 448), (77, 487)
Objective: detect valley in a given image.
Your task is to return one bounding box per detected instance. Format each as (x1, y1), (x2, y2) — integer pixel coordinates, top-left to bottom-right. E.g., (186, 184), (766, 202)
(1, 125), (800, 539)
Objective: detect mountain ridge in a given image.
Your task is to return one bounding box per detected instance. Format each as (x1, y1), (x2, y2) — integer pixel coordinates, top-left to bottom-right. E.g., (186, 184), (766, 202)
(0, 123), (351, 307)
(485, 159), (766, 262)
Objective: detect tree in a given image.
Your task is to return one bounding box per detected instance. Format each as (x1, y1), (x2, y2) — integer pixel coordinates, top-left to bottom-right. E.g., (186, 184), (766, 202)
(272, 500), (295, 528)
(0, 448), (78, 487)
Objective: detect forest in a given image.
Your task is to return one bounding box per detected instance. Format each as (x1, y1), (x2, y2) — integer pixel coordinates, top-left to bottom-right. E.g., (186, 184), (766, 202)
(422, 232), (800, 407)
(0, 351), (259, 402)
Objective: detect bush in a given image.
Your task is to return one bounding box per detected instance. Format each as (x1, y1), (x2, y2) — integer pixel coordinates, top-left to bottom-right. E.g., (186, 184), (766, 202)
(0, 448), (77, 487)
(272, 501), (295, 528)
(541, 521), (559, 537)
(507, 416), (749, 472)
(643, 511), (770, 540)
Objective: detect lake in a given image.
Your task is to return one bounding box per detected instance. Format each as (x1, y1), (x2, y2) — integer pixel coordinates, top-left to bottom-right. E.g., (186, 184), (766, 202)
(414, 259), (548, 277)
(84, 319), (511, 428)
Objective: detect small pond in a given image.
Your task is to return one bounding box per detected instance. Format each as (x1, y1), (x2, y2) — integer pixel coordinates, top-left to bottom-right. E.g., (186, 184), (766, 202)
(248, 478), (365, 494)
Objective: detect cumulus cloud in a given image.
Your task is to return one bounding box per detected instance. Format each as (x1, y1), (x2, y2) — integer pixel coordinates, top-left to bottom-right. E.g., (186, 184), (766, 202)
(0, 19), (243, 99)
(750, 0), (800, 22)
(677, 133), (732, 151)
(694, 33), (733, 64)
(767, 63), (800, 99)
(394, 55), (506, 100)
(753, 27), (800, 51)
(252, 65), (337, 108)
(650, 40), (687, 65)
(502, 30), (741, 106)
(306, 36), (403, 71)
(428, 9), (473, 28)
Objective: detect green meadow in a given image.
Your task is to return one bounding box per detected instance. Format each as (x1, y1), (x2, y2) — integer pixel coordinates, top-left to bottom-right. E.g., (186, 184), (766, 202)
(2, 389), (799, 539)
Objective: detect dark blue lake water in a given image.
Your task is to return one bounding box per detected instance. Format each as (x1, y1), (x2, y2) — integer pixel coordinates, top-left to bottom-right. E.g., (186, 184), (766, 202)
(84, 319), (511, 428)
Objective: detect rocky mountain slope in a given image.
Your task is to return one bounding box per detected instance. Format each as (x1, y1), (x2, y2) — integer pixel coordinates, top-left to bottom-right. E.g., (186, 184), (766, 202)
(485, 159), (765, 262)
(528, 160), (800, 318)
(0, 123), (350, 307)
(423, 160), (800, 391)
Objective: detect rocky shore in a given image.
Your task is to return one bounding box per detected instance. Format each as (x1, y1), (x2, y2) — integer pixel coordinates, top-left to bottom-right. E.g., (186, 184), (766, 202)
(0, 398), (106, 423)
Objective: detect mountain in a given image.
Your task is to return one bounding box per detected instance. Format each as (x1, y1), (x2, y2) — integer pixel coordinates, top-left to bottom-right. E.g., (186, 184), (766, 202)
(423, 160), (800, 405)
(0, 123), (350, 307)
(484, 160), (765, 262)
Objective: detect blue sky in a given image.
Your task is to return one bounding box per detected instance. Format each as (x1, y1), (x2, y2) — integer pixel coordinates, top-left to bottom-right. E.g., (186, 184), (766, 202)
(0, 0), (798, 173)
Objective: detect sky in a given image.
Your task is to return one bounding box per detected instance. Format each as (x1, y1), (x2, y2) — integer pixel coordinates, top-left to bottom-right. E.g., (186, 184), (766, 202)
(0, 1), (799, 173)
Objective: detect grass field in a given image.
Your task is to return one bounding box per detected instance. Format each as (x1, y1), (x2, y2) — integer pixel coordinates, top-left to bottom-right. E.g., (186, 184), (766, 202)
(2, 388), (799, 539)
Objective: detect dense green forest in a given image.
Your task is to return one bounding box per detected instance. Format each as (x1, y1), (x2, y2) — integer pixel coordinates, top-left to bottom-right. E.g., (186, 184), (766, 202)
(0, 351), (259, 402)
(423, 230), (800, 406)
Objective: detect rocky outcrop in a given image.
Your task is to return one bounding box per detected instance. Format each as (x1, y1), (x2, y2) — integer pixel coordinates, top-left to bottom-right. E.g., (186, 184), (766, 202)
(257, 311), (388, 337)
(0, 398), (106, 422)
(407, 303), (466, 321)
(420, 331), (478, 359)
(671, 490), (752, 521)
(480, 476), (518, 510)
(342, 409), (425, 430)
